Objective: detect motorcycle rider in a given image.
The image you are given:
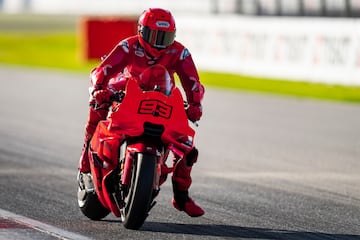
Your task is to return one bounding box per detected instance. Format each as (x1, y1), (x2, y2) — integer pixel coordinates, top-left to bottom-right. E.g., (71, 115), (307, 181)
(78, 8), (205, 217)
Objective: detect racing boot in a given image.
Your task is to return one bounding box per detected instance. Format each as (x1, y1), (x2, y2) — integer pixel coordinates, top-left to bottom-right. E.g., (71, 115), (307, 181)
(77, 170), (95, 206)
(77, 170), (94, 192)
(171, 148), (204, 217)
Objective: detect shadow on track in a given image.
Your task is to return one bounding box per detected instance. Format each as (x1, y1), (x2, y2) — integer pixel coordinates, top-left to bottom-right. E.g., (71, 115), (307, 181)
(141, 222), (359, 240)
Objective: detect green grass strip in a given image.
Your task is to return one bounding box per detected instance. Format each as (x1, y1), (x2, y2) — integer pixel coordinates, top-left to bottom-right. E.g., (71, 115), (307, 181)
(0, 32), (96, 71)
(200, 72), (360, 103)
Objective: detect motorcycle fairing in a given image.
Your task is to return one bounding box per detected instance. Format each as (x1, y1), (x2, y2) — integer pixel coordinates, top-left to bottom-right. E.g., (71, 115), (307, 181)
(109, 78), (195, 153)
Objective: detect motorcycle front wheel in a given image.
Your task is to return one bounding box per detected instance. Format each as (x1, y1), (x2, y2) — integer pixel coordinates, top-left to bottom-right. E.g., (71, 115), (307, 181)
(121, 153), (156, 230)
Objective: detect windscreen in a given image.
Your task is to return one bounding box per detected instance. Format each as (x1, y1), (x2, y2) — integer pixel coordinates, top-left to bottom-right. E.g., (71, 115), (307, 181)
(138, 64), (173, 96)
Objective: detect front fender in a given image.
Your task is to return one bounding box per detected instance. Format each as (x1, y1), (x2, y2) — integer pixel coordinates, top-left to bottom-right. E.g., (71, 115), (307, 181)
(122, 142), (158, 186)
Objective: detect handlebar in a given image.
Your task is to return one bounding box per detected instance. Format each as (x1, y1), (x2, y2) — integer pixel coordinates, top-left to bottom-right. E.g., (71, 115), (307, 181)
(110, 91), (125, 102)
(93, 91), (125, 111)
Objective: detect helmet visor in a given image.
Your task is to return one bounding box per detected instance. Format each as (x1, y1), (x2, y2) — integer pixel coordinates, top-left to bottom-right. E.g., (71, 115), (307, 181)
(140, 26), (175, 49)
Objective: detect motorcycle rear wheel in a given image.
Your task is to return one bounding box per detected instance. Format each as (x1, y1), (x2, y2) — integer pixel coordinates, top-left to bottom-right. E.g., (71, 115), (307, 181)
(122, 153), (156, 230)
(78, 188), (110, 220)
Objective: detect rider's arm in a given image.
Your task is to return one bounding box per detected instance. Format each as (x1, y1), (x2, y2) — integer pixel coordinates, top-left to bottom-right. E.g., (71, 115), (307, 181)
(175, 48), (205, 105)
(90, 39), (131, 91)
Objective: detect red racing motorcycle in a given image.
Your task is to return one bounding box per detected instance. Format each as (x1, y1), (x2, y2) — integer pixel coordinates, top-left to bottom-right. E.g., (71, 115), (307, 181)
(77, 65), (196, 230)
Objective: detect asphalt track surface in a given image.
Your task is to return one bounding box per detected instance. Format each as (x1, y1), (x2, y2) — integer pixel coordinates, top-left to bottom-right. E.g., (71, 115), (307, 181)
(0, 66), (359, 240)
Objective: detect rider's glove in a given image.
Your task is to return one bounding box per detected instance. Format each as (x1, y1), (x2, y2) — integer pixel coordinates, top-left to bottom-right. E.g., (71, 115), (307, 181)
(93, 89), (115, 106)
(187, 103), (202, 122)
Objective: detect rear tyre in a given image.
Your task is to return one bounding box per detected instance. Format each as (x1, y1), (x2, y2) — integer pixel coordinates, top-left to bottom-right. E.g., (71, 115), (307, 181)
(122, 153), (156, 230)
(78, 187), (110, 220)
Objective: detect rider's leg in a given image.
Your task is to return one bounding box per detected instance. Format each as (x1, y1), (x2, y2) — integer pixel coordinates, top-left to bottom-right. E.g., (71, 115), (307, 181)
(171, 147), (205, 217)
(78, 106), (108, 173)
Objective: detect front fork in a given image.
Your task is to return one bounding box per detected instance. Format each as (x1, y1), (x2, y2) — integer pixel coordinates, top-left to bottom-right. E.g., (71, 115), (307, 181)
(120, 142), (181, 193)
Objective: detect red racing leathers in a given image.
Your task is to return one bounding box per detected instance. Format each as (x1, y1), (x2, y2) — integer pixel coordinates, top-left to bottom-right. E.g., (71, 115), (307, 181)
(79, 35), (205, 216)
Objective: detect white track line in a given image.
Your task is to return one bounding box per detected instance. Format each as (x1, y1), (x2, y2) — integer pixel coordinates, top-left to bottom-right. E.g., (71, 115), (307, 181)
(0, 208), (92, 240)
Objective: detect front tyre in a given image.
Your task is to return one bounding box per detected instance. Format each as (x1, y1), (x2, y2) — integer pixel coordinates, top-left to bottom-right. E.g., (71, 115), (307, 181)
(122, 153), (157, 230)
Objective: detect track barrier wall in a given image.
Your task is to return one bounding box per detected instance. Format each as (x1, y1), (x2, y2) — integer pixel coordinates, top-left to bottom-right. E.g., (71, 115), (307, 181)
(175, 16), (360, 86)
